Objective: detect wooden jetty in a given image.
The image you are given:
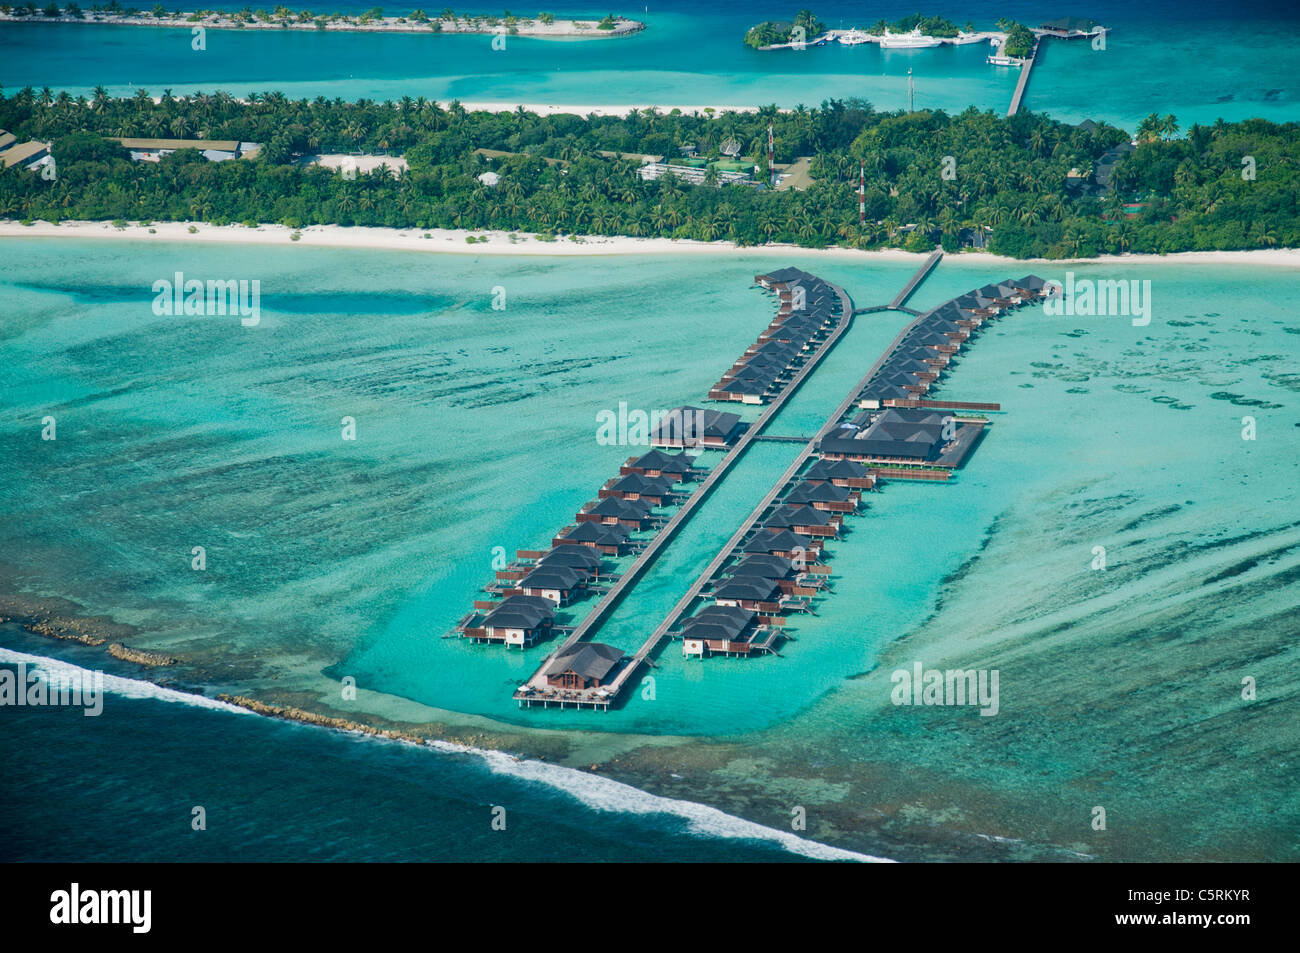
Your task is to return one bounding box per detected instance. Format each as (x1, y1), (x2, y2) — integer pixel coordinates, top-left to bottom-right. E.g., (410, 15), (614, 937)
(1006, 36), (1041, 117)
(889, 248), (943, 311)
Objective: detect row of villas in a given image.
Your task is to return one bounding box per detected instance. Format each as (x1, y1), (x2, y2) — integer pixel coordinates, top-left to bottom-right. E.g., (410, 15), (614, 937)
(831, 275), (1050, 478)
(674, 454), (878, 659)
(673, 272), (1054, 660)
(451, 447), (706, 649)
(709, 268), (843, 405)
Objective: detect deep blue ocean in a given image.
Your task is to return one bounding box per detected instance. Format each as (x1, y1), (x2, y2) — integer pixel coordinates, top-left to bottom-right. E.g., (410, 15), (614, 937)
(0, 634), (863, 861)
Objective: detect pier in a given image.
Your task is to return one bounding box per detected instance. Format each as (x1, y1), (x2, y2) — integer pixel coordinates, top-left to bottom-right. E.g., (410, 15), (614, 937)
(888, 248), (943, 311)
(513, 276), (855, 708)
(1006, 36), (1041, 117)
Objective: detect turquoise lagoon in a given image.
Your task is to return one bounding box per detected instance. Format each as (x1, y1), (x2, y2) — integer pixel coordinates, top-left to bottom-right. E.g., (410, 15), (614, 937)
(1, 1), (1297, 130)
(3, 238), (1299, 858)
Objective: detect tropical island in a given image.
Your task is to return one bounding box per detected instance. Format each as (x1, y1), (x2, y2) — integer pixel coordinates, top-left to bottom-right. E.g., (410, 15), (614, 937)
(0, 4), (643, 36)
(743, 9), (823, 49)
(2, 89), (1297, 257)
(866, 13), (966, 37)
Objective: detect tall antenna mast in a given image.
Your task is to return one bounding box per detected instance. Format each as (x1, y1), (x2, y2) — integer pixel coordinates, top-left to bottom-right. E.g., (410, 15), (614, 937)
(768, 120), (775, 187)
(907, 68), (915, 112)
(859, 162), (866, 227)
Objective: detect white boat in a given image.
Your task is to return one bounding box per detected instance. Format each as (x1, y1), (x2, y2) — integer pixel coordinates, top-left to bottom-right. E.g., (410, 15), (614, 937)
(837, 29), (872, 46)
(950, 31), (985, 45)
(879, 29), (943, 49)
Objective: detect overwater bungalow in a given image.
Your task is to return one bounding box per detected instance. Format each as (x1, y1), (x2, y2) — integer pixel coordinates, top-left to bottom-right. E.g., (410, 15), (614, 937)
(600, 472), (676, 505)
(536, 546), (604, 579)
(804, 458), (875, 489)
(516, 564), (586, 605)
(976, 284), (1018, 308)
(756, 266), (815, 289)
(764, 504), (839, 538)
(679, 606), (778, 658)
(727, 555), (821, 595)
(543, 642), (626, 690)
(577, 496), (656, 529)
(711, 577), (785, 613)
(619, 449), (698, 483)
(784, 480), (859, 513)
(819, 408), (982, 469)
(650, 406), (744, 449)
(554, 520), (633, 555)
(710, 378), (773, 404)
(1009, 275), (1051, 300)
(473, 595), (556, 648)
(744, 528), (821, 559)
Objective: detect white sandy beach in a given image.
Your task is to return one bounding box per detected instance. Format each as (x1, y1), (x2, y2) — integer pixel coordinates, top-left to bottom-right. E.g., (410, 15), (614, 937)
(2, 219), (1298, 268)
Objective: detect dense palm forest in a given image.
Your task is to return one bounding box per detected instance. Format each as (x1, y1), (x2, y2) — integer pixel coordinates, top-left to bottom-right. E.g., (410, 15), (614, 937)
(1, 86), (1297, 256)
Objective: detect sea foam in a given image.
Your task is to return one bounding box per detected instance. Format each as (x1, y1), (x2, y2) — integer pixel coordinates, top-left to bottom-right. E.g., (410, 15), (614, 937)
(0, 647), (889, 862)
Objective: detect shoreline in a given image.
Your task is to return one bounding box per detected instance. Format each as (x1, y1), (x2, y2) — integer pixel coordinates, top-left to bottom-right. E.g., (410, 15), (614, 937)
(0, 12), (646, 39)
(3, 219), (1298, 268)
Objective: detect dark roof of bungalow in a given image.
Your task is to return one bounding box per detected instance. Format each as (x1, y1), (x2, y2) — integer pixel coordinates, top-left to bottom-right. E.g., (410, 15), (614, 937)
(785, 481), (852, 503)
(744, 528), (814, 553)
(731, 553), (796, 579)
(680, 605), (758, 639)
(651, 406), (744, 442)
(587, 496), (653, 519)
(520, 566), (584, 590)
(713, 578), (782, 602)
(765, 504), (833, 529)
(1012, 274), (1048, 290)
(545, 641), (624, 681)
(609, 473), (674, 495)
(483, 595), (556, 630)
(562, 521), (631, 544)
(762, 266), (813, 283)
(539, 546), (602, 569)
(629, 449), (696, 471)
(805, 458), (870, 480)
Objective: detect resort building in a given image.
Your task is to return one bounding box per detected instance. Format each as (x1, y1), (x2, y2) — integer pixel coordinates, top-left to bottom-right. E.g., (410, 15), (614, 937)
(537, 546), (605, 580)
(600, 472), (676, 506)
(784, 480), (858, 513)
(679, 606), (779, 658)
(576, 496), (656, 529)
(0, 139), (51, 171)
(112, 137), (253, 162)
(650, 406), (745, 449)
(554, 520), (633, 555)
(619, 449), (698, 483)
(763, 504), (839, 538)
(711, 577), (785, 613)
(473, 595), (556, 647)
(818, 407), (985, 469)
(543, 642), (626, 690)
(516, 564), (586, 606)
(744, 528), (821, 560)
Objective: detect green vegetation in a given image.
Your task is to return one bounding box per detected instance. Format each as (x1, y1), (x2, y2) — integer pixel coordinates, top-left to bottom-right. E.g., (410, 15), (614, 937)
(997, 18), (1035, 58)
(872, 13), (961, 37)
(2, 88), (1296, 257)
(744, 9), (823, 48)
(4, 3), (612, 30)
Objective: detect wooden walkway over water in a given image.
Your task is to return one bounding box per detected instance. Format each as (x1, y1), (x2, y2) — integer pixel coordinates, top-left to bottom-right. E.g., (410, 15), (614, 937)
(889, 248), (943, 310)
(638, 278), (955, 664)
(513, 279), (856, 706)
(512, 252), (953, 710)
(1006, 36), (1041, 116)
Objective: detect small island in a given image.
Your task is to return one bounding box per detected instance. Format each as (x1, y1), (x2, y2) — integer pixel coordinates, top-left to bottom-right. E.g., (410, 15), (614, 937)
(0, 4), (645, 37)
